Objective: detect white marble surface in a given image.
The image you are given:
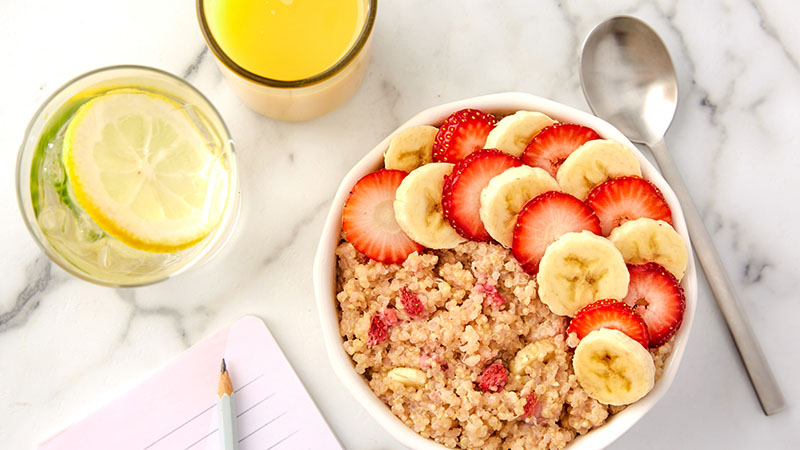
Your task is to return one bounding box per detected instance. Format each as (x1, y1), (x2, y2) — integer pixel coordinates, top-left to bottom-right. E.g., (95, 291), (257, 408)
(1, 0), (799, 448)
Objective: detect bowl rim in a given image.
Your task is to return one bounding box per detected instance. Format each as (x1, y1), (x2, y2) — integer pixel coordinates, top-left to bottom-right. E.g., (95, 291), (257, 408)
(313, 92), (697, 450)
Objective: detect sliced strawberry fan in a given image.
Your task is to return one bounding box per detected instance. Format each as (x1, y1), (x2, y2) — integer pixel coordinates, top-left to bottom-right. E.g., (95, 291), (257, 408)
(342, 169), (424, 264)
(586, 176), (673, 236)
(522, 123), (601, 177)
(442, 149), (522, 241)
(512, 191), (601, 274)
(432, 108), (498, 163)
(622, 263), (686, 347)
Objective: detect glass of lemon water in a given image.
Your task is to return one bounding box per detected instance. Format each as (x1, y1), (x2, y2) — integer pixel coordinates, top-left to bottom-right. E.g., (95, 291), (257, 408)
(16, 66), (239, 286)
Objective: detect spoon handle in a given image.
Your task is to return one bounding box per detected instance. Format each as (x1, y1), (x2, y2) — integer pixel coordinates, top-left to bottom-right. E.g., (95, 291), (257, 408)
(647, 138), (785, 415)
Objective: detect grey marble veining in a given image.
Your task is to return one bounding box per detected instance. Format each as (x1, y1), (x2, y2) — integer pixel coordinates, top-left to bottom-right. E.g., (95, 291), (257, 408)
(1, 0), (798, 449)
(0, 257), (52, 332)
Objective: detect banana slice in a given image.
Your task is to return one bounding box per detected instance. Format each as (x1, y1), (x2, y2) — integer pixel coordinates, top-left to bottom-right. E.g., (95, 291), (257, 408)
(384, 125), (439, 171)
(480, 165), (560, 247)
(394, 163), (466, 249)
(386, 367), (427, 388)
(484, 111), (556, 157)
(573, 328), (655, 405)
(608, 217), (688, 280)
(509, 339), (556, 375)
(537, 231), (629, 316)
(556, 140), (642, 200)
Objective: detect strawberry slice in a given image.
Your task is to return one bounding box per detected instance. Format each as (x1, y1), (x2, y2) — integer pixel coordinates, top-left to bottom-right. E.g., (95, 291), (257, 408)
(586, 176), (673, 236)
(432, 109), (498, 163)
(567, 299), (650, 348)
(342, 169), (424, 263)
(622, 263), (686, 347)
(521, 123), (601, 177)
(442, 149), (522, 240)
(511, 191), (601, 274)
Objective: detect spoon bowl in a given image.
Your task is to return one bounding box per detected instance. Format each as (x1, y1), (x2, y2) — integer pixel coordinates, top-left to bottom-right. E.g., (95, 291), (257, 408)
(580, 16), (677, 145)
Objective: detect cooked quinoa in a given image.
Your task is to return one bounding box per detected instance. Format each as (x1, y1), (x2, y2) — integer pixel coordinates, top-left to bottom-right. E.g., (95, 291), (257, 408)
(336, 238), (671, 450)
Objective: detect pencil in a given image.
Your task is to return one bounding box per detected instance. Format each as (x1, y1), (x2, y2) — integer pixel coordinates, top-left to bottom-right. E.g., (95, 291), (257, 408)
(217, 359), (238, 450)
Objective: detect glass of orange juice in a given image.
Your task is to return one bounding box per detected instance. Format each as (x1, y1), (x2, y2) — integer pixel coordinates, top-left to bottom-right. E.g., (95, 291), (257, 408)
(197, 0), (377, 121)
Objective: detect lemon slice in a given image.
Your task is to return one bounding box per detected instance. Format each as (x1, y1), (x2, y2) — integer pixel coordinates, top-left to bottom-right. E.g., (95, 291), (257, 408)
(63, 88), (230, 253)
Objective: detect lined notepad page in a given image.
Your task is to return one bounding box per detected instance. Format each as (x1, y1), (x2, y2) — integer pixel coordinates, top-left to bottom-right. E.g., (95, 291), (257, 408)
(40, 316), (343, 450)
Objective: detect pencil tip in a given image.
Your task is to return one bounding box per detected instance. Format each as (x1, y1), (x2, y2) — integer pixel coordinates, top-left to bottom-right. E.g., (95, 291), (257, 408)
(221, 358), (226, 373)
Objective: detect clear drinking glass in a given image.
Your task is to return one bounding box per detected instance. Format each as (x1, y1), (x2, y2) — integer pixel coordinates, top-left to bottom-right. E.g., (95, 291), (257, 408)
(197, 0), (377, 121)
(16, 65), (240, 287)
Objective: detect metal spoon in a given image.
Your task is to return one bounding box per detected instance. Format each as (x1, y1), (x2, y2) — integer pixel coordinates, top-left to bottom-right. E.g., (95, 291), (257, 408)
(580, 16), (784, 415)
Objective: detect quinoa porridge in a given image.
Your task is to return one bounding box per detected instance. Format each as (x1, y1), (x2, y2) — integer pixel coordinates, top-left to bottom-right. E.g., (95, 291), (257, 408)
(331, 106), (688, 449)
(335, 239), (672, 450)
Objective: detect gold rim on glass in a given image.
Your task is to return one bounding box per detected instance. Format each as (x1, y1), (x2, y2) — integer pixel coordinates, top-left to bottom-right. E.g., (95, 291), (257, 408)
(196, 0), (378, 88)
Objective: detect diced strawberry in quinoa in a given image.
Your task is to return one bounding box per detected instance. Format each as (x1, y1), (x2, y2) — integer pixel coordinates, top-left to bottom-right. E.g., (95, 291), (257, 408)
(522, 393), (543, 422)
(420, 354), (434, 369)
(420, 353), (446, 370)
(478, 282), (507, 307)
(382, 308), (398, 326)
(399, 286), (427, 319)
(478, 361), (508, 392)
(368, 310), (396, 346)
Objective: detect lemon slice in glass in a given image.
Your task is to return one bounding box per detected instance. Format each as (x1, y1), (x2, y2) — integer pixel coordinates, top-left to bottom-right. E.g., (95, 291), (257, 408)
(62, 88), (230, 253)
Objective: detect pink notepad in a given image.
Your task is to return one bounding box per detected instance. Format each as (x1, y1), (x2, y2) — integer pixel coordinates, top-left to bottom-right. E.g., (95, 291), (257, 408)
(40, 316), (343, 450)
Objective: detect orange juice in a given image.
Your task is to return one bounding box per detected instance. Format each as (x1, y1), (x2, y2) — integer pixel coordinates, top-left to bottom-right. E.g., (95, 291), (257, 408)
(204, 0), (365, 81)
(198, 0), (376, 120)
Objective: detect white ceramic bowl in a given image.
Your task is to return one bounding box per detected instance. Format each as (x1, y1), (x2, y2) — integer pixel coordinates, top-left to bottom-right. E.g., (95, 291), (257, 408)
(313, 92), (697, 450)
